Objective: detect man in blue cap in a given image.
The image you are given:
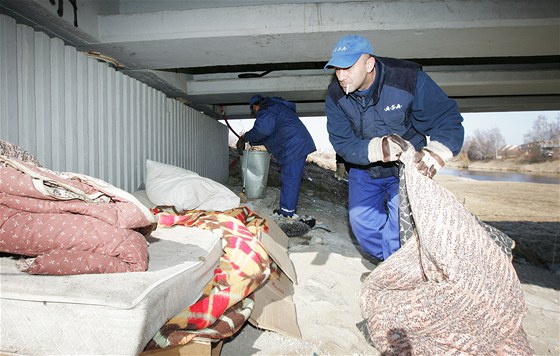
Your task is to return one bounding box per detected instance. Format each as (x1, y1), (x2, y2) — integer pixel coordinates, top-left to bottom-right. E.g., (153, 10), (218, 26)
(325, 34), (464, 261)
(237, 94), (316, 218)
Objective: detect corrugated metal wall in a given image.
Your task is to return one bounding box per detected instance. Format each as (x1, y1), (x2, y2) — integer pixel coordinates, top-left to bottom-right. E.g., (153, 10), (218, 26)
(0, 14), (229, 192)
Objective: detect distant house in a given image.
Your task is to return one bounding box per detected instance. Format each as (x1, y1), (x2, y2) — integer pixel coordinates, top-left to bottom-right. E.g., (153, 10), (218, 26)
(519, 140), (560, 159)
(498, 144), (522, 159)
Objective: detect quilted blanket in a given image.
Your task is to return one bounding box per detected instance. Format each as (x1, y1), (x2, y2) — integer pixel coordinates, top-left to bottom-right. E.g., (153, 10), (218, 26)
(359, 145), (533, 354)
(146, 206), (271, 349)
(0, 149), (156, 275)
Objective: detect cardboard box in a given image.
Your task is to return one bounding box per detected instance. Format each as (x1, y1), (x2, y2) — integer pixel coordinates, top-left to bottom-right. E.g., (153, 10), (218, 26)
(248, 212), (301, 339)
(258, 229), (297, 283)
(140, 340), (222, 356)
(249, 269), (301, 338)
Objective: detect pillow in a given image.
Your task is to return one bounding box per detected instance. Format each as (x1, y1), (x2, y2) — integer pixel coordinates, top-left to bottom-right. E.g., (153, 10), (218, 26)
(145, 160), (240, 211)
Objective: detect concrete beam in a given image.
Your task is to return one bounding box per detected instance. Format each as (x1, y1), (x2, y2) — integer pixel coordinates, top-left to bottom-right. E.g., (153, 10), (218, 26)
(430, 69), (560, 97)
(94, 0), (559, 69)
(183, 66), (560, 98)
(220, 95), (560, 120)
(187, 73), (332, 103)
(455, 95), (560, 113)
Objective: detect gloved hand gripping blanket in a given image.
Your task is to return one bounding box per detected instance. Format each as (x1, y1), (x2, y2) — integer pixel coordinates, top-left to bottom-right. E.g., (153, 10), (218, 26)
(359, 145), (534, 354)
(146, 206), (271, 349)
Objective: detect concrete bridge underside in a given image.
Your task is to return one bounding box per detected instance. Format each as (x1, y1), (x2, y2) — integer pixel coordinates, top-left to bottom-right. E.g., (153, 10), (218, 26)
(1, 0), (558, 119)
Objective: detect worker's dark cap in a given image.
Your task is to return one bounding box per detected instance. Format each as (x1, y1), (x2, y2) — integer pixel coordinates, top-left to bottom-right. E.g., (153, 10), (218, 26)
(249, 94), (265, 108)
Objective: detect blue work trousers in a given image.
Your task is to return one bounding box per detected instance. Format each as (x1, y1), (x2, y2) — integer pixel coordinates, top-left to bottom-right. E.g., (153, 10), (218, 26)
(278, 157), (306, 216)
(348, 168), (400, 260)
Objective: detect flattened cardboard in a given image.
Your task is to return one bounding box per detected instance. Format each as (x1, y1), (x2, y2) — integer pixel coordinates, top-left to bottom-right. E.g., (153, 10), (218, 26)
(248, 210), (301, 338)
(256, 212), (297, 284)
(141, 340), (222, 356)
(249, 271), (301, 339)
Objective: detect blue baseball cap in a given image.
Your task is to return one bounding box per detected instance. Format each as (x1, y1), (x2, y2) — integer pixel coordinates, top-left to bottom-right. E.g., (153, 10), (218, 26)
(324, 35), (374, 69)
(249, 94), (265, 107)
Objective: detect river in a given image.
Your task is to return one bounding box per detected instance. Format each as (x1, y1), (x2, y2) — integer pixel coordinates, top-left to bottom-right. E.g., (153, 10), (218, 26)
(439, 167), (560, 185)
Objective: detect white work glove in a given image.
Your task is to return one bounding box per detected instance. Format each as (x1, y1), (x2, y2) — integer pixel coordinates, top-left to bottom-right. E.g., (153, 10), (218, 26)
(334, 163), (346, 180)
(413, 141), (453, 178)
(367, 134), (407, 163)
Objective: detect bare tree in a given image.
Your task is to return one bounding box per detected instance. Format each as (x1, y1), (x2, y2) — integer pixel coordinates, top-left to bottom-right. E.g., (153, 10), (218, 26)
(487, 127), (506, 158)
(523, 115), (560, 143)
(462, 128), (505, 160)
(463, 135), (483, 160)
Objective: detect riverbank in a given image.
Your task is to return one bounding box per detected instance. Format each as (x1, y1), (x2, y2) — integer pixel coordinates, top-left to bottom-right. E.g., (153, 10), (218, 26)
(446, 157), (560, 175)
(434, 175), (559, 268)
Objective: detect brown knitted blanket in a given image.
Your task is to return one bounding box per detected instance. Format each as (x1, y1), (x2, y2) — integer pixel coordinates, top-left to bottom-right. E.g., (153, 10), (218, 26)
(359, 146), (534, 355)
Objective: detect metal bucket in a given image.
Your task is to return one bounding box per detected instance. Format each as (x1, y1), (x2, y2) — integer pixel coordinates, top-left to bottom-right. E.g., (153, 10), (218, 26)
(240, 150), (270, 199)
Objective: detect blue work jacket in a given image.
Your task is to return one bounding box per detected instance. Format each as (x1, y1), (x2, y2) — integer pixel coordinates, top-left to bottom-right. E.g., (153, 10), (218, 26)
(244, 97), (316, 166)
(326, 56), (464, 178)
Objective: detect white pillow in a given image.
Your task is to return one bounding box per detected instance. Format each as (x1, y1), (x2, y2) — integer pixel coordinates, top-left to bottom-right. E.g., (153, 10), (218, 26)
(145, 159), (240, 211)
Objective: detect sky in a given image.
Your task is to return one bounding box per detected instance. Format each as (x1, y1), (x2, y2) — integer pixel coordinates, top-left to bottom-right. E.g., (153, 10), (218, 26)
(226, 110), (560, 152)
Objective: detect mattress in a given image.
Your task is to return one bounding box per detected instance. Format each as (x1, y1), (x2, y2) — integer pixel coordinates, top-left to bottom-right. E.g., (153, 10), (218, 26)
(0, 207), (222, 355)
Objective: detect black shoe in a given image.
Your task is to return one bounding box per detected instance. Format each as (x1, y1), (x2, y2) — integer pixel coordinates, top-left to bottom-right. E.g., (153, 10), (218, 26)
(272, 209), (297, 219)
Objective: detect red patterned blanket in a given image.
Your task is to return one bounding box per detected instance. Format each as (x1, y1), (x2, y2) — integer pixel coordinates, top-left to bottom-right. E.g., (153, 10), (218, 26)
(146, 206), (272, 349)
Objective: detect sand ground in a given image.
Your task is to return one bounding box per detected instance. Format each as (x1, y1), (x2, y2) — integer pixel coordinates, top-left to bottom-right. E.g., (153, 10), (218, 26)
(222, 152), (559, 355)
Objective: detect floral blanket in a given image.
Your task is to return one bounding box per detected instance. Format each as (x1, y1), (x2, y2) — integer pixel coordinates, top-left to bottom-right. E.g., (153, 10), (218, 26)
(0, 141), (156, 275)
(146, 206), (271, 349)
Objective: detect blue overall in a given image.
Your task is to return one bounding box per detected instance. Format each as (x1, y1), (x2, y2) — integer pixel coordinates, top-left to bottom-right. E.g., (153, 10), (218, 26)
(278, 157), (307, 216)
(244, 97), (316, 216)
(326, 57), (464, 259)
